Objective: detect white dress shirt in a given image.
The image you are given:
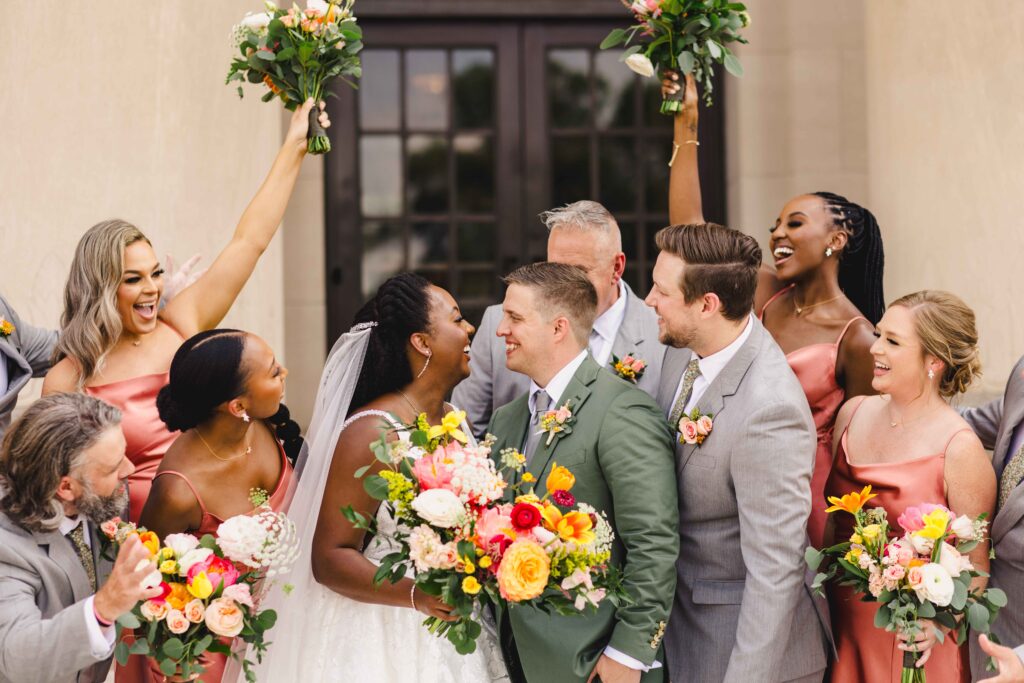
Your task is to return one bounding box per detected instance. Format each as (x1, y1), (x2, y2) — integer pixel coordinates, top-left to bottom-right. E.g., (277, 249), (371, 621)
(58, 515), (116, 658)
(588, 281), (628, 367)
(671, 315), (754, 416)
(529, 350), (589, 410)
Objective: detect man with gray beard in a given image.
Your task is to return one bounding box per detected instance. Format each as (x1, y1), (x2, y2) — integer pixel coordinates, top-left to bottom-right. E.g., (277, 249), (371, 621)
(0, 393), (161, 683)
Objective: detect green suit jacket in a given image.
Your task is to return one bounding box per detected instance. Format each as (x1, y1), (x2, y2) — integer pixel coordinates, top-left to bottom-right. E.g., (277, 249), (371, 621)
(487, 355), (679, 683)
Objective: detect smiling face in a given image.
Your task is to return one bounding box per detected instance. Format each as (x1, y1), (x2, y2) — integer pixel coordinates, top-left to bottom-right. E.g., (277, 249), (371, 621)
(421, 285), (475, 383)
(869, 304), (940, 397)
(645, 251), (704, 349)
(235, 334), (288, 420)
(496, 283), (560, 378)
(769, 194), (847, 282)
(116, 239), (164, 337)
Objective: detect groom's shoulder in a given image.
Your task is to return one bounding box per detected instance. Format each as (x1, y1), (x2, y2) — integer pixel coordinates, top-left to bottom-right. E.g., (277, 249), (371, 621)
(590, 366), (662, 413)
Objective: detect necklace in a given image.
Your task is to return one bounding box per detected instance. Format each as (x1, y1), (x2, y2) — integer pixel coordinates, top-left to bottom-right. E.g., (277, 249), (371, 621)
(195, 426), (252, 461)
(397, 389), (421, 415)
(887, 403), (940, 429)
(793, 292), (842, 316)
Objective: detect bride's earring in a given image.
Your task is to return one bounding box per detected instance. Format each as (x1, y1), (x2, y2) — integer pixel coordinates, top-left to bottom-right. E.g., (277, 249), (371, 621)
(240, 410), (251, 423)
(416, 350), (432, 379)
(825, 247), (834, 258)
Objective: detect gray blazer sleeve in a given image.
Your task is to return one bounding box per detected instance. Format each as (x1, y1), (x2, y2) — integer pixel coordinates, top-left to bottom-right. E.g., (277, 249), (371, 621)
(726, 399), (816, 681)
(960, 398), (1003, 451)
(452, 306), (501, 439)
(0, 551), (108, 682)
(1, 296), (57, 376)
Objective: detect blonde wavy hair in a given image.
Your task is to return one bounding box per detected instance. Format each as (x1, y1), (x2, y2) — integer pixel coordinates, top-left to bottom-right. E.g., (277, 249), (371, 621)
(54, 219), (152, 387)
(889, 290), (982, 398)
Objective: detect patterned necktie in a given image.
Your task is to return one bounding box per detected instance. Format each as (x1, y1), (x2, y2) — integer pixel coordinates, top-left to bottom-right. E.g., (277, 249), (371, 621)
(668, 358), (702, 428)
(523, 390), (552, 465)
(67, 522), (97, 592)
(999, 441), (1024, 509)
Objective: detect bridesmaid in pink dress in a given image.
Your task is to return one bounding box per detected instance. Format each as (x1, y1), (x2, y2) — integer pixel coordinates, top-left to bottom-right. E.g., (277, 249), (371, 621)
(825, 291), (995, 682)
(139, 330), (299, 682)
(663, 72), (883, 546)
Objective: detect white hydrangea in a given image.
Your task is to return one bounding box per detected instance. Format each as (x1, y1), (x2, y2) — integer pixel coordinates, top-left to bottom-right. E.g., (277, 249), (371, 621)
(216, 514), (269, 566)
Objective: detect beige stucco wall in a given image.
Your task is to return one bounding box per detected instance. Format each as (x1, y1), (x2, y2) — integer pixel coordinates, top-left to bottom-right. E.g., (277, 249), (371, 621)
(1, 2), (286, 407)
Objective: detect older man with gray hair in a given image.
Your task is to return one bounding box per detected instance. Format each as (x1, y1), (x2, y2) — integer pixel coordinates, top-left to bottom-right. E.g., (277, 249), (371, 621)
(454, 200), (666, 437)
(0, 393), (161, 683)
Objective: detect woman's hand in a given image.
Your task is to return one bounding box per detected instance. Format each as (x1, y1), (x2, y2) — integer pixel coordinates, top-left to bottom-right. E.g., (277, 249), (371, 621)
(661, 70), (699, 135)
(284, 99), (331, 152)
(897, 619), (944, 667)
(413, 587), (458, 622)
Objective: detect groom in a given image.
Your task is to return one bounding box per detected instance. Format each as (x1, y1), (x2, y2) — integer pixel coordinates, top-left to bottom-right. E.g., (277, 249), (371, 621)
(646, 224), (829, 683)
(488, 262), (678, 683)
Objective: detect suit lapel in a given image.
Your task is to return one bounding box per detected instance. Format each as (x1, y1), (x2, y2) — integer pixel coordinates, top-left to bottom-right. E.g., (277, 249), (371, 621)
(610, 284), (646, 363)
(0, 338), (30, 396)
(657, 347), (690, 415)
(32, 526), (92, 603)
(526, 358), (599, 482)
(994, 398), (1024, 478)
(994, 484), (1024, 542)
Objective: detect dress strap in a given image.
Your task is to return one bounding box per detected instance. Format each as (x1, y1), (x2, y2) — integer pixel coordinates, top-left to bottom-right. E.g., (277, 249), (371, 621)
(835, 316), (869, 346)
(758, 284), (795, 321)
(154, 470), (209, 516)
(341, 410), (404, 434)
(942, 428), (974, 454)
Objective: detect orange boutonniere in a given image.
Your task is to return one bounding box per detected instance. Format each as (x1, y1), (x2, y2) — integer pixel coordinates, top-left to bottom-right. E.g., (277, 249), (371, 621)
(0, 317), (14, 338)
(611, 353), (647, 384)
(538, 401), (575, 446)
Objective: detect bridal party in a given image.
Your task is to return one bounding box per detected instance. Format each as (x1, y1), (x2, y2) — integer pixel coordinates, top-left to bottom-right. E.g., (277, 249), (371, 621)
(3, 1), (1024, 682)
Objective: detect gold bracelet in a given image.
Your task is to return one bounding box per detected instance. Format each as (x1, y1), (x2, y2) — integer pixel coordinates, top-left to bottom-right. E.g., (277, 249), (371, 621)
(668, 140), (699, 167)
(410, 583), (418, 611)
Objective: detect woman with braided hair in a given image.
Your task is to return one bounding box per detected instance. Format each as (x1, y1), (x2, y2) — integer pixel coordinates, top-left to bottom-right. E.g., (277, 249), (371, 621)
(664, 73), (884, 546)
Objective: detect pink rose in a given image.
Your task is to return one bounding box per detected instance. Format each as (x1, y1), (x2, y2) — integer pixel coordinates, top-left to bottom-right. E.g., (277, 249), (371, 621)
(222, 583), (254, 609)
(412, 450), (455, 490)
(907, 565), (925, 591)
(140, 599), (169, 622)
(204, 598), (245, 638)
(679, 419), (699, 445)
(554, 407), (572, 423)
(622, 355), (634, 364)
(100, 519), (120, 539)
(183, 599), (205, 624)
(695, 415), (713, 436)
(883, 565), (906, 582)
(166, 609), (190, 634)
(633, 360), (646, 371)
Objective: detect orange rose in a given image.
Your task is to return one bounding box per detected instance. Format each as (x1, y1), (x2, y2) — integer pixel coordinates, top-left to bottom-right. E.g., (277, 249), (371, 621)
(545, 463), (575, 494)
(496, 540), (550, 602)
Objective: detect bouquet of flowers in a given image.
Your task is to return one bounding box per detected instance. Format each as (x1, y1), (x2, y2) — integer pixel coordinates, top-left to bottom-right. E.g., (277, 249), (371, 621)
(102, 505), (299, 682)
(600, 0), (750, 110)
(226, 0), (363, 154)
(342, 410), (627, 654)
(805, 487), (1007, 682)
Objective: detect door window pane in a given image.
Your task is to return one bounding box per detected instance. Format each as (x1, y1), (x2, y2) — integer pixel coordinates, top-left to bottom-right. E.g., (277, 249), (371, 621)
(359, 50), (400, 131)
(407, 135), (449, 214)
(360, 135), (402, 216)
(457, 222), (496, 263)
(406, 50), (448, 130)
(644, 136), (672, 213)
(361, 220), (403, 298)
(455, 134), (495, 213)
(453, 50), (495, 129)
(599, 136), (637, 213)
(551, 136), (591, 207)
(594, 51), (635, 129)
(459, 269), (496, 299)
(548, 49), (590, 129)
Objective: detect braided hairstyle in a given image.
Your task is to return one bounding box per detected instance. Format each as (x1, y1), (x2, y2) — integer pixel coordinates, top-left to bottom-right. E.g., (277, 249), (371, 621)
(156, 329), (304, 464)
(349, 273), (433, 414)
(813, 191), (886, 324)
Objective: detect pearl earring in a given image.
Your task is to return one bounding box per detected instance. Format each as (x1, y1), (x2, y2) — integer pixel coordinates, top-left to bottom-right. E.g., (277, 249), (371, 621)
(416, 351), (432, 379)
(241, 410), (251, 423)
(927, 369), (935, 380)
(825, 247), (834, 257)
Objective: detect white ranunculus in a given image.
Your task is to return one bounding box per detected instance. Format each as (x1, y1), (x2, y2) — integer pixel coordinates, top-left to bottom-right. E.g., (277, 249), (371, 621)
(950, 514), (976, 541)
(937, 542), (967, 578)
(306, 0), (330, 14)
(134, 558), (162, 590)
(914, 563), (955, 607)
(164, 533), (200, 558)
(177, 548), (214, 577)
(910, 533), (934, 556)
(240, 11), (273, 30)
(411, 488), (467, 528)
(217, 514), (269, 565)
(624, 54), (656, 79)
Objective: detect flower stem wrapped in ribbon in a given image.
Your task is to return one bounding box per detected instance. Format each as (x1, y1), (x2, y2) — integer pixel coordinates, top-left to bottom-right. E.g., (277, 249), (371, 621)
(601, 0), (750, 111)
(227, 0), (363, 154)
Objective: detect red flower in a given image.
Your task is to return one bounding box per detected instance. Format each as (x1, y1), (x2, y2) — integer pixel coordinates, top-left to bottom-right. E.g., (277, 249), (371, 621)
(551, 490), (576, 507)
(511, 503), (542, 531)
(489, 534), (514, 556)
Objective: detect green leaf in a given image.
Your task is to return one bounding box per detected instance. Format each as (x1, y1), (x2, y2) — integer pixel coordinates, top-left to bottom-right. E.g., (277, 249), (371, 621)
(951, 579), (969, 610)
(129, 638), (151, 655)
(298, 43), (314, 64)
(160, 658), (177, 678)
(257, 609), (278, 630)
(619, 45), (643, 60)
(114, 641), (130, 666)
(600, 29), (628, 50)
(873, 604), (892, 629)
(354, 464), (372, 478)
(194, 634), (214, 653)
(969, 601), (991, 631)
(678, 51), (696, 75)
(804, 547), (824, 571)
(987, 587), (1008, 607)
(917, 601), (936, 619)
(199, 534), (218, 551)
(162, 637), (185, 660)
(255, 49), (276, 61)
(116, 611), (141, 629)
(723, 53), (743, 77)
(706, 40), (722, 59)
(363, 474), (389, 500)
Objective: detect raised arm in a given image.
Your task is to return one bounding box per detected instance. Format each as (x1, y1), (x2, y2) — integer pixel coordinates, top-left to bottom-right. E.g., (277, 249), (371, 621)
(664, 73), (704, 226)
(160, 100), (329, 337)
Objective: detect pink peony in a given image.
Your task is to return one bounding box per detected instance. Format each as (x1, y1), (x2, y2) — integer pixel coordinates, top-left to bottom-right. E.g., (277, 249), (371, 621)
(166, 609), (190, 634)
(412, 450), (455, 490)
(476, 505), (513, 546)
(187, 555), (239, 592)
(222, 583), (254, 609)
(679, 419), (700, 445)
(204, 598), (245, 638)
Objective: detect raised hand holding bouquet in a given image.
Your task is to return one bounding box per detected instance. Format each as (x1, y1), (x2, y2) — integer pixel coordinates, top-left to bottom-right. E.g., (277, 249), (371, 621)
(342, 410), (626, 655)
(806, 487), (1006, 682)
(101, 506), (299, 682)
(227, 0), (363, 154)
(601, 0), (749, 111)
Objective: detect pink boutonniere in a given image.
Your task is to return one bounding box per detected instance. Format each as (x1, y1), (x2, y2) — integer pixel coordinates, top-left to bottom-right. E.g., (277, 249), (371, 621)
(0, 317), (14, 338)
(611, 353), (647, 384)
(539, 401), (575, 446)
(677, 408), (713, 446)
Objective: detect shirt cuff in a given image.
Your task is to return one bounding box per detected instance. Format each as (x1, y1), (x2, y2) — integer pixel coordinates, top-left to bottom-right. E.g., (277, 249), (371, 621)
(83, 596), (116, 658)
(603, 646), (663, 672)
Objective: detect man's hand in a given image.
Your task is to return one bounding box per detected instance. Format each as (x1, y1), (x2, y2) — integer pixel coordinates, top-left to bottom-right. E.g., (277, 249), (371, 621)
(163, 253), (204, 302)
(587, 655), (641, 683)
(980, 634), (1024, 682)
(93, 535), (163, 623)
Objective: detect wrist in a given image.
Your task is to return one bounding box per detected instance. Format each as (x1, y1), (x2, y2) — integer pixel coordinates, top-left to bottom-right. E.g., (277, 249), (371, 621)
(92, 593), (117, 626)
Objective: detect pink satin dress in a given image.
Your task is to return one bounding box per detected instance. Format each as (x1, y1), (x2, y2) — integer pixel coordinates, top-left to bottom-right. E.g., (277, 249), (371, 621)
(143, 439), (295, 683)
(761, 284), (866, 547)
(826, 397), (970, 683)
(86, 372), (177, 522)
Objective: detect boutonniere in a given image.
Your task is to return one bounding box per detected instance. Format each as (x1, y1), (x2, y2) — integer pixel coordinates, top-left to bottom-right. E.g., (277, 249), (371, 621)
(677, 408), (713, 446)
(539, 401), (575, 446)
(611, 353), (647, 383)
(0, 317), (13, 338)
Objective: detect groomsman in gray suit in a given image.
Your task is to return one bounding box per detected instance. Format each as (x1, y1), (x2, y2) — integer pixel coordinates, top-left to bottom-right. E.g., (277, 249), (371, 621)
(0, 295), (58, 438)
(0, 393), (161, 683)
(962, 356), (1024, 679)
(453, 201), (665, 437)
(647, 223), (829, 683)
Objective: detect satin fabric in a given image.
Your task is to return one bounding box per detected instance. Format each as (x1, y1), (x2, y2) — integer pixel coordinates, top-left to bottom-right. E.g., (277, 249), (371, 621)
(826, 405), (969, 683)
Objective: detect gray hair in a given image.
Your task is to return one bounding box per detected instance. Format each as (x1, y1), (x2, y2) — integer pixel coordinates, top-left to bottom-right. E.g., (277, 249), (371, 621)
(0, 393), (122, 532)
(539, 200), (623, 253)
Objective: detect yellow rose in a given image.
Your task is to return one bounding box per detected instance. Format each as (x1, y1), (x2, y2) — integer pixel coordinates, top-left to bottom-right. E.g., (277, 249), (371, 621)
(187, 571), (214, 600)
(522, 472), (535, 483)
(462, 559), (476, 574)
(496, 540), (550, 602)
(860, 524), (882, 542)
(159, 560), (178, 575)
(462, 576), (482, 595)
(479, 556), (493, 569)
(160, 547), (176, 561)
(545, 462), (575, 493)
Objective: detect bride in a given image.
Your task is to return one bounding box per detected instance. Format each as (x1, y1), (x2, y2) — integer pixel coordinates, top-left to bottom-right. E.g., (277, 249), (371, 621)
(246, 273), (508, 682)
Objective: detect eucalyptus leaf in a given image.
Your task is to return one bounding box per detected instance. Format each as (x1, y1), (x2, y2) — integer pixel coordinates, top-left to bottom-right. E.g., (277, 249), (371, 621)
(678, 51), (696, 75)
(723, 53), (743, 77)
(601, 28), (629, 50)
(114, 641), (130, 666)
(160, 658), (177, 678)
(969, 601), (991, 631)
(706, 40), (722, 59)
(363, 474), (389, 500)
(116, 611), (141, 629)
(987, 587), (1008, 607)
(129, 639), (151, 655)
(804, 547), (824, 571)
(162, 637), (185, 660)
(951, 579), (969, 610)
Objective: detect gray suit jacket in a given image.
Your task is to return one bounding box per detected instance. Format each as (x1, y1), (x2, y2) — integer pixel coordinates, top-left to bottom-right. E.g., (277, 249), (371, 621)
(0, 295), (58, 438)
(962, 356), (1024, 680)
(453, 282), (665, 438)
(0, 512), (114, 683)
(657, 318), (829, 683)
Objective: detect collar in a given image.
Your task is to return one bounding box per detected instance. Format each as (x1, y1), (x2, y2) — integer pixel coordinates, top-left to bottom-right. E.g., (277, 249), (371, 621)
(58, 514), (82, 537)
(591, 280), (628, 344)
(529, 349), (589, 411)
(692, 315), (753, 387)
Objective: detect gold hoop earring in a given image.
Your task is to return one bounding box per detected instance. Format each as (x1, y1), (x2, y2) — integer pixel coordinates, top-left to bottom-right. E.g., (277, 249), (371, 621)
(416, 351), (432, 379)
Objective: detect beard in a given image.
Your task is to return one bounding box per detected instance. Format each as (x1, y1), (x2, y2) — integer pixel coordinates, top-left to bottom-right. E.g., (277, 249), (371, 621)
(75, 479), (129, 525)
(658, 324), (696, 350)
